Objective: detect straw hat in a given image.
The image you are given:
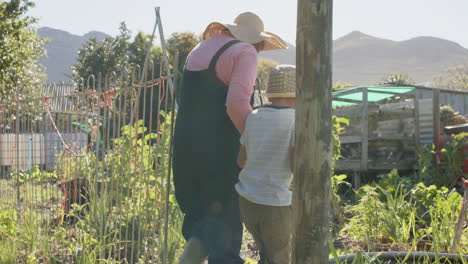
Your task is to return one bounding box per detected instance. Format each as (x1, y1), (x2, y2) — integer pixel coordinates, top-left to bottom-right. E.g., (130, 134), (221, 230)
(202, 12), (288, 51)
(263, 65), (296, 98)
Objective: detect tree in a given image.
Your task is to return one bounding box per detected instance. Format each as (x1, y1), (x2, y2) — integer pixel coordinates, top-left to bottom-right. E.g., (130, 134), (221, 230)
(440, 105), (467, 127)
(0, 0), (46, 101)
(381, 73), (414, 86)
(72, 22), (131, 89)
(128, 32), (162, 69)
(166, 32), (200, 72)
(72, 24), (172, 131)
(433, 64), (468, 90)
(72, 24), (167, 90)
(294, 0), (333, 263)
(333, 82), (354, 89)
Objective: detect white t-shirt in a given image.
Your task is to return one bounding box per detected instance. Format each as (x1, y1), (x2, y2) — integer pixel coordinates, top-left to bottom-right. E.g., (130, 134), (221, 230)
(235, 106), (295, 206)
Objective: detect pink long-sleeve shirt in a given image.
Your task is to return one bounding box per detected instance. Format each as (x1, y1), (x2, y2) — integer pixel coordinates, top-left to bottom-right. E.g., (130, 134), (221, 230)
(185, 34), (258, 134)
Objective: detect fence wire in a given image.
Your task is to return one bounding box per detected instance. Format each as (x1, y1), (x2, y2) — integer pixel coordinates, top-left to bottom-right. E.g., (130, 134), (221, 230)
(0, 56), (182, 263)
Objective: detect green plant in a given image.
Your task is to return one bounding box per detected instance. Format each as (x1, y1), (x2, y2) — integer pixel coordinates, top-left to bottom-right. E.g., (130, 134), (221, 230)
(340, 185), (384, 250)
(0, 208), (17, 238)
(412, 183), (449, 225)
(438, 133), (468, 187)
(425, 190), (463, 252)
(331, 174), (352, 226)
(331, 116), (351, 230)
(15, 165), (58, 184)
(377, 185), (417, 245)
(0, 0), (47, 110)
(52, 114), (184, 263)
(381, 73), (414, 85)
(332, 115), (350, 164)
(0, 239), (17, 264)
(375, 169), (414, 193)
(417, 144), (438, 184)
(0, 210), (61, 263)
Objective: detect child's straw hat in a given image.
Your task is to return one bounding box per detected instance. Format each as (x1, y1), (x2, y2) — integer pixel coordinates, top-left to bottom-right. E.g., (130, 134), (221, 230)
(263, 65), (296, 98)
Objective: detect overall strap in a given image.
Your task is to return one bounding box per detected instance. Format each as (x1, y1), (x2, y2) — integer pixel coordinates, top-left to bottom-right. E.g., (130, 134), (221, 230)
(208, 40), (242, 78)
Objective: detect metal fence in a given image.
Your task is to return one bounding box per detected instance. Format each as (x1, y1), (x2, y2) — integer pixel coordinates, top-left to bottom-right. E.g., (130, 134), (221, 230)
(0, 58), (182, 263)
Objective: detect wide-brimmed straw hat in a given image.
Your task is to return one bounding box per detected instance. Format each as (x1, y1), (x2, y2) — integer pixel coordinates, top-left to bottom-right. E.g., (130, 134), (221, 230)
(202, 12), (287, 51)
(263, 65), (296, 98)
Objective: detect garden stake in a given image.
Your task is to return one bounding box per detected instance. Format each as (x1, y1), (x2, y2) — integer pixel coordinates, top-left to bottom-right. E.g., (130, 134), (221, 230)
(450, 178), (468, 254)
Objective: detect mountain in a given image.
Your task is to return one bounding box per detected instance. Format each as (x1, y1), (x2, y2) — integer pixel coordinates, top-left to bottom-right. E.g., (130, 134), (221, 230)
(259, 42), (296, 65)
(38, 27), (110, 82)
(260, 31), (468, 85)
(39, 28), (468, 85)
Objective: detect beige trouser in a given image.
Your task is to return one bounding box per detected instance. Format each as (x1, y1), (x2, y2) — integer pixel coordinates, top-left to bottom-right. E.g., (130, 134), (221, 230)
(239, 196), (292, 264)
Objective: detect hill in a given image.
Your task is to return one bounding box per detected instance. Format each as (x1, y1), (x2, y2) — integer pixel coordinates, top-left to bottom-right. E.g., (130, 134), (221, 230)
(39, 28), (468, 85)
(260, 31), (468, 85)
(38, 27), (110, 82)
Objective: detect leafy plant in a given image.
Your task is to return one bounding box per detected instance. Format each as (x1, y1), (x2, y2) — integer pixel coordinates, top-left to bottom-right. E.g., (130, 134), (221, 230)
(417, 144), (438, 184)
(53, 115), (184, 263)
(340, 185), (384, 250)
(376, 169), (413, 194)
(425, 190), (464, 253)
(0, 0), (47, 108)
(377, 185), (417, 245)
(433, 63), (468, 91)
(438, 132), (468, 187)
(332, 116), (350, 164)
(381, 73), (414, 86)
(11, 165), (58, 184)
(331, 174), (352, 226)
(412, 182), (449, 225)
(0, 208), (17, 238)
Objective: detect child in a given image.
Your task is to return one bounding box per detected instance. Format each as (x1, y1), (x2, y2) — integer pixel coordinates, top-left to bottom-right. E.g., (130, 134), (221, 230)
(236, 64), (296, 264)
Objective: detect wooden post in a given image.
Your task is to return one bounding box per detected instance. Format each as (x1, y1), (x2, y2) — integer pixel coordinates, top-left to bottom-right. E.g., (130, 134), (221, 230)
(413, 91), (420, 150)
(433, 89), (440, 150)
(357, 87), (368, 188)
(450, 184), (467, 253)
(293, 1), (333, 263)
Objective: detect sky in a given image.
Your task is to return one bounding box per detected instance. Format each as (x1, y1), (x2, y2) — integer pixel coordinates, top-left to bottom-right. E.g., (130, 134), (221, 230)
(29, 0), (468, 48)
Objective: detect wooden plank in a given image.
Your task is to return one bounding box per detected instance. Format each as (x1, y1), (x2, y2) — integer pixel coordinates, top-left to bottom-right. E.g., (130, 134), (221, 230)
(340, 135), (362, 144)
(333, 105), (378, 117)
(366, 89), (414, 96)
(414, 94), (421, 149)
(333, 97), (365, 104)
(335, 159), (417, 171)
(335, 160), (361, 171)
(361, 88), (369, 174)
(433, 89), (441, 149)
(369, 135), (415, 141)
(369, 160), (417, 170)
(379, 109), (415, 116)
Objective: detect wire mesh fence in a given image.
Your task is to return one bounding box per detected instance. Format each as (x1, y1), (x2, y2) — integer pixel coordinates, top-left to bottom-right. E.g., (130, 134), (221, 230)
(0, 57), (183, 263)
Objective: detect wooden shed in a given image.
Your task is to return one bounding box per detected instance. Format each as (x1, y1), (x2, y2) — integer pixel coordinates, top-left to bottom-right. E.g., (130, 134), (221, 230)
(332, 85), (468, 186)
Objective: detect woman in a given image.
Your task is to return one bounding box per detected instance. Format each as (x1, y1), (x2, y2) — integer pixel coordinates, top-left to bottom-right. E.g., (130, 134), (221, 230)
(173, 12), (287, 264)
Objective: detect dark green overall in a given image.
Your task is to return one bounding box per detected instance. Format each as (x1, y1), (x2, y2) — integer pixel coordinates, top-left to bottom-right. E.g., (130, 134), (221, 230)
(173, 40), (245, 264)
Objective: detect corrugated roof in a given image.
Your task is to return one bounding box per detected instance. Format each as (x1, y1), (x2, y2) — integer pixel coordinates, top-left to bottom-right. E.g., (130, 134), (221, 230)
(333, 86), (414, 107)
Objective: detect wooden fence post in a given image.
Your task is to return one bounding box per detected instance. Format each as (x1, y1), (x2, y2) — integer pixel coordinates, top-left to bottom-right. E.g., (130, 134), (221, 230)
(433, 89), (440, 150)
(293, 0), (333, 263)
